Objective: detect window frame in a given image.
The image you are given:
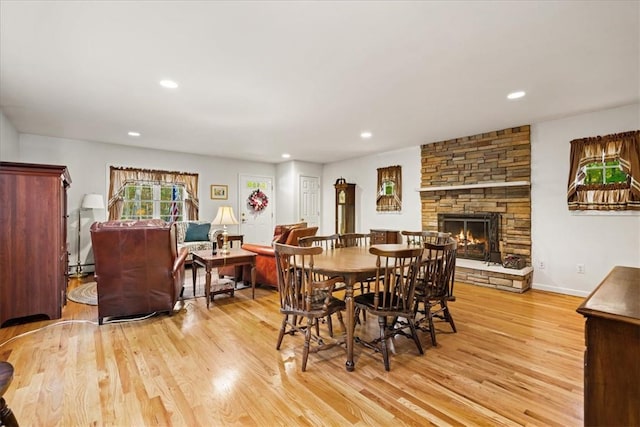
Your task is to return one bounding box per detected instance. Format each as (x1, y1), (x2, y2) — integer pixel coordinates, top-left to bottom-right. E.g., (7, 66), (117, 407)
(120, 181), (186, 222)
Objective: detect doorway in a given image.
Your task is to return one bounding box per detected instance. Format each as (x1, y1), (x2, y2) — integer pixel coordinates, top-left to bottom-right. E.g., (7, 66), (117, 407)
(299, 175), (320, 228)
(239, 174), (275, 245)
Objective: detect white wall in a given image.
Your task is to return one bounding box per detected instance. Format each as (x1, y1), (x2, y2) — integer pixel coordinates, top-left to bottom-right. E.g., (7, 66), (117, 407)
(19, 133), (276, 270)
(530, 103), (640, 296)
(321, 146), (423, 236)
(276, 162), (295, 225)
(0, 111), (19, 161)
(276, 160), (323, 226)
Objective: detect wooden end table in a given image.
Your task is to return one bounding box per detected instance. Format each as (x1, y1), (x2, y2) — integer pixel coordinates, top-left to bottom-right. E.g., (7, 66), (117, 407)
(191, 249), (257, 308)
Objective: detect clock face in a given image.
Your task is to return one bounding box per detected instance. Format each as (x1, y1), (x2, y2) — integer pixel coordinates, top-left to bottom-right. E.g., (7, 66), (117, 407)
(338, 190), (346, 204)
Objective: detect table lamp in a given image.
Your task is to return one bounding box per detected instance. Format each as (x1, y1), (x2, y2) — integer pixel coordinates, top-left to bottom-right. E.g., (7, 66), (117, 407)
(211, 206), (239, 255)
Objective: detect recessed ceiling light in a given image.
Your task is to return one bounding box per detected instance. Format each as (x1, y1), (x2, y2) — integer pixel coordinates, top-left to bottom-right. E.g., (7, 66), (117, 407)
(159, 79), (178, 89)
(507, 91), (526, 100)
(128, 131), (141, 137)
(360, 131), (373, 139)
(281, 153), (291, 159)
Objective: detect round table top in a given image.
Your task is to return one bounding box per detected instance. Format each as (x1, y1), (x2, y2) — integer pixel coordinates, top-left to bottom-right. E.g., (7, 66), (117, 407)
(312, 244), (414, 274)
(0, 361), (14, 397)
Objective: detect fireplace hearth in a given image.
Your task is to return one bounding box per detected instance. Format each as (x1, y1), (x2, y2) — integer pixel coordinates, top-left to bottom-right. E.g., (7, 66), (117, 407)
(438, 213), (500, 263)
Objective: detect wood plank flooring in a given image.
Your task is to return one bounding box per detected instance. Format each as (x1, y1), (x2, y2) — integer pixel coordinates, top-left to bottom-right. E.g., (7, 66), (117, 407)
(0, 272), (586, 426)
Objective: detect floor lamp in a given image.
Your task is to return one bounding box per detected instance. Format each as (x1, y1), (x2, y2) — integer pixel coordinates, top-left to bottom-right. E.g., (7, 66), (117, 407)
(70, 193), (105, 278)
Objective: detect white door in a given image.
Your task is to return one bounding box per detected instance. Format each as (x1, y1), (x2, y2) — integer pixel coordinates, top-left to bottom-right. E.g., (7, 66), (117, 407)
(239, 174), (274, 245)
(299, 175), (320, 228)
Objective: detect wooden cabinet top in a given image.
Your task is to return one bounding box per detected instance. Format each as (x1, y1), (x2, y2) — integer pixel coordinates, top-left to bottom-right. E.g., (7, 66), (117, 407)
(577, 266), (640, 326)
(1, 161), (71, 184)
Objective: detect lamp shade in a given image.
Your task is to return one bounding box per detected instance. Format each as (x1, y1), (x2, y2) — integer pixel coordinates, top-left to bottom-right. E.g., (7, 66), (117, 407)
(212, 206), (239, 225)
(81, 193), (105, 209)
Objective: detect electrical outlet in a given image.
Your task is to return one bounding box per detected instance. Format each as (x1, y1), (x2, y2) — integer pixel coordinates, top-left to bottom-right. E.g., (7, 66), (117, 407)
(538, 260), (545, 270)
(576, 264), (585, 274)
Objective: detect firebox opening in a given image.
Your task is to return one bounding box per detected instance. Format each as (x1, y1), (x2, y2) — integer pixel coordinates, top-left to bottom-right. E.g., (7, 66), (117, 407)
(438, 213), (500, 263)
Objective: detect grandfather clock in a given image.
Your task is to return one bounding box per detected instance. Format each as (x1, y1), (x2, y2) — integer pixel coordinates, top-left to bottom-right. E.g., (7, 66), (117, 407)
(334, 179), (355, 235)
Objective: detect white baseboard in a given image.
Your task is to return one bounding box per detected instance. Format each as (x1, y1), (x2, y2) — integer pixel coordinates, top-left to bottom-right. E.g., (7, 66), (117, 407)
(532, 282), (590, 297)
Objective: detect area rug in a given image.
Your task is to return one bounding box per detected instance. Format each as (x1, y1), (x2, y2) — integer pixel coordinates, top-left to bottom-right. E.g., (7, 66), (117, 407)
(67, 282), (98, 305)
(67, 273), (250, 305)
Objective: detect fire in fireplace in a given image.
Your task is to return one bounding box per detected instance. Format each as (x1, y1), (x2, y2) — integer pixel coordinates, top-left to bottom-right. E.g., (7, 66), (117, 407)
(438, 213), (500, 262)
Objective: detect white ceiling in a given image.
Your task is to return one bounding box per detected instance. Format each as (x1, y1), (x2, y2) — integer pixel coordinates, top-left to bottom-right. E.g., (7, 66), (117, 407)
(1, 1), (638, 164)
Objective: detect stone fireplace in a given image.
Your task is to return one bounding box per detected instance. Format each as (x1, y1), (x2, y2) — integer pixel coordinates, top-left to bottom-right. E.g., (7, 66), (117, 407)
(420, 125), (533, 292)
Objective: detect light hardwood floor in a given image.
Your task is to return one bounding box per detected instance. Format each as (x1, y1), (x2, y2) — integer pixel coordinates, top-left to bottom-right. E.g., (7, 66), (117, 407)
(0, 272), (585, 426)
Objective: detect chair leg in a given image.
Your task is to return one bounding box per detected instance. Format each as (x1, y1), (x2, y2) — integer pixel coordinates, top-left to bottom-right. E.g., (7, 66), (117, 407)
(443, 300), (457, 332)
(408, 318), (424, 355)
(354, 307), (362, 325)
(302, 318), (313, 372)
(428, 307), (437, 346)
(358, 282), (368, 321)
(0, 397), (19, 427)
(276, 315), (288, 349)
(336, 310), (346, 332)
(379, 316), (390, 371)
(326, 314), (334, 337)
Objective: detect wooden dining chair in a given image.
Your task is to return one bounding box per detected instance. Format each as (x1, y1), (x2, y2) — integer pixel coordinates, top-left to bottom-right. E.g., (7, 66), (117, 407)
(354, 245), (424, 371)
(338, 232), (374, 322)
(299, 233), (346, 329)
(273, 243), (346, 371)
(414, 240), (458, 346)
(401, 230), (451, 246)
(338, 233), (371, 248)
(299, 234), (340, 251)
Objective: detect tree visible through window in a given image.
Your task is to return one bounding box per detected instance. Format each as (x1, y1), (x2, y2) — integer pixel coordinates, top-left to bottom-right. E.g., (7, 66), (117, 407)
(120, 182), (185, 221)
(583, 159), (628, 185)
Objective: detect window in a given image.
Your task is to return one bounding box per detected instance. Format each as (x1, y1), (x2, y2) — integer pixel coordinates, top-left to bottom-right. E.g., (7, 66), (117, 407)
(567, 130), (639, 211)
(107, 166), (199, 221)
(120, 182), (185, 221)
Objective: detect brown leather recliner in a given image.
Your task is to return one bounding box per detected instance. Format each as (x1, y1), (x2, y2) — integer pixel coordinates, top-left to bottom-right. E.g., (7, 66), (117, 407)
(90, 219), (189, 325)
(241, 225), (318, 288)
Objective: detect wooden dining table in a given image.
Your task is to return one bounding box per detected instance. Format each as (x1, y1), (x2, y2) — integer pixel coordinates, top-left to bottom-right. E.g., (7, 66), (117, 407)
(312, 243), (410, 371)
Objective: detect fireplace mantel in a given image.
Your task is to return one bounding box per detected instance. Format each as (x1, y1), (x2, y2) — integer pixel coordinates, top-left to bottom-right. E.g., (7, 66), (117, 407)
(416, 180), (530, 192)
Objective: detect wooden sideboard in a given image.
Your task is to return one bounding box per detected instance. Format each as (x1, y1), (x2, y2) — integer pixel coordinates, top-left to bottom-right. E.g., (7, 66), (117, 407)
(0, 162), (71, 327)
(576, 266), (640, 426)
(370, 229), (400, 244)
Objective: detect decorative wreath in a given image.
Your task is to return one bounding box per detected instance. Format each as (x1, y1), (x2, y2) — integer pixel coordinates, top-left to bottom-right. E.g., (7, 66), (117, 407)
(247, 189), (269, 212)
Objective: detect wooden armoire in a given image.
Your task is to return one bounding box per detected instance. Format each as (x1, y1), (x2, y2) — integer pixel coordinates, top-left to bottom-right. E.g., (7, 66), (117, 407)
(0, 162), (71, 327)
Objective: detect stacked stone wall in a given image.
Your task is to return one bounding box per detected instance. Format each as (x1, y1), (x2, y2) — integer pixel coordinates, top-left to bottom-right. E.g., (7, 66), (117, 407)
(421, 125), (532, 291)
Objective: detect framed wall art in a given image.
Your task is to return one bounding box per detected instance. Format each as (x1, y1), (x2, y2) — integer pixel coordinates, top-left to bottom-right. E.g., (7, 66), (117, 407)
(210, 184), (228, 200)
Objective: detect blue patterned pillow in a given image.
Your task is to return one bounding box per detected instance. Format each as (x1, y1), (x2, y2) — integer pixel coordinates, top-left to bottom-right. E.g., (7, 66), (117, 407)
(185, 223), (211, 242)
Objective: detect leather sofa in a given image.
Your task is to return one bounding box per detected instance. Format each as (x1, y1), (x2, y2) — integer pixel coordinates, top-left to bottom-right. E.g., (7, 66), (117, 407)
(241, 223), (318, 288)
(90, 219), (189, 324)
